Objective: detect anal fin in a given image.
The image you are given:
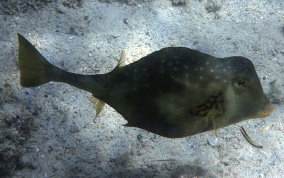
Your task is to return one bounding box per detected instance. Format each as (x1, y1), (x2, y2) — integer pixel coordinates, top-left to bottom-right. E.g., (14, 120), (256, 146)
(89, 96), (106, 120)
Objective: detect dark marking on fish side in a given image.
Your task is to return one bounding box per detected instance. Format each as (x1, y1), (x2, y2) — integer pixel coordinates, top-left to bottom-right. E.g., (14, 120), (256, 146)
(190, 92), (224, 117)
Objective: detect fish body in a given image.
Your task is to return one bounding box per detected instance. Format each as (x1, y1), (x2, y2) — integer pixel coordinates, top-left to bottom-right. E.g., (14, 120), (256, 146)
(17, 34), (273, 138)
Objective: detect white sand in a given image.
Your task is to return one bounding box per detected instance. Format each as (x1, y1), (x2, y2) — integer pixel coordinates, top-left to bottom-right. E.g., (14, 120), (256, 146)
(0, 0), (283, 177)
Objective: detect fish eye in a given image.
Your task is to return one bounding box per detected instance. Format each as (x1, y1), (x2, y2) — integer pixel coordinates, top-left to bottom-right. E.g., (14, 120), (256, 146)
(234, 78), (248, 88)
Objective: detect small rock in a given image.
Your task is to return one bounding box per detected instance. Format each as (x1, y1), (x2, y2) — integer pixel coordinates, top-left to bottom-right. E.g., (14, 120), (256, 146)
(271, 49), (278, 56)
(137, 134), (143, 142)
(56, 8), (64, 14)
(123, 18), (129, 25)
(27, 146), (40, 152)
(68, 26), (79, 36)
(70, 124), (80, 133)
(150, 135), (157, 141)
(207, 135), (219, 147)
(221, 161), (229, 166)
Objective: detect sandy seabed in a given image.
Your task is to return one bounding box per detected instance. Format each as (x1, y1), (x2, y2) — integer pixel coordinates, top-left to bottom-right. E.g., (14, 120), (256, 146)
(0, 0), (284, 177)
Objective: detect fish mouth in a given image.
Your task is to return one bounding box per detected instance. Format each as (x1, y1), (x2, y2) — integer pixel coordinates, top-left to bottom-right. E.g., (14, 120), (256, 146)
(255, 102), (274, 118)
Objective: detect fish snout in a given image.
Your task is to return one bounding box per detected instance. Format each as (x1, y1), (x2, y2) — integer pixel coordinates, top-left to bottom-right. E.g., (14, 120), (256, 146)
(255, 100), (274, 118)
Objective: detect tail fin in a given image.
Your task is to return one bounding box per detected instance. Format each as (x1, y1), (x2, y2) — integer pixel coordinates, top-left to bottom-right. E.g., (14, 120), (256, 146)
(18, 33), (62, 87)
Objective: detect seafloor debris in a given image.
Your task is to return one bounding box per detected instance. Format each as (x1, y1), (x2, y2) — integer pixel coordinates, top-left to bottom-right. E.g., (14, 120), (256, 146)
(0, 84), (34, 176)
(205, 0), (221, 13)
(0, 112), (33, 176)
(0, 0), (53, 15)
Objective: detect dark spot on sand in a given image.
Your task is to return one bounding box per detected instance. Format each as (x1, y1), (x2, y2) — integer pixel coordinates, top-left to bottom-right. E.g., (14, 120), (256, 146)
(268, 80), (282, 104)
(171, 0), (186, 6)
(62, 0), (84, 9)
(56, 8), (64, 14)
(97, 0), (151, 5)
(205, 0), (221, 13)
(123, 18), (129, 25)
(67, 26), (84, 36)
(68, 26), (79, 36)
(137, 134), (143, 142)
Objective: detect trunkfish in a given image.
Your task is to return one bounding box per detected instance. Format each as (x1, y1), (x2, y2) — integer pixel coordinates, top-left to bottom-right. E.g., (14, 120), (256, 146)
(17, 34), (273, 138)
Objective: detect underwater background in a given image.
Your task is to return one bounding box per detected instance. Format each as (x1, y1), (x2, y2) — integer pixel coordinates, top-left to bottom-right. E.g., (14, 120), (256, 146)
(0, 0), (284, 177)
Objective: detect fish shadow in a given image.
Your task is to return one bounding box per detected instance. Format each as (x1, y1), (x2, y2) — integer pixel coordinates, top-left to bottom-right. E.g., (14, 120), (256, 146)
(67, 158), (215, 178)
(113, 164), (214, 178)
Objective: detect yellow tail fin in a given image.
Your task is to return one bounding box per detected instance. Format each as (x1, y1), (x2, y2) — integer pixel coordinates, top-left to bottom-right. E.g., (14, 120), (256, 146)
(18, 33), (61, 87)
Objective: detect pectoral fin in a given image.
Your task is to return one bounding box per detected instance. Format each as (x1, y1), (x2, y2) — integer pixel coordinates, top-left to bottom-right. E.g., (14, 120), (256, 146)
(210, 117), (218, 136)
